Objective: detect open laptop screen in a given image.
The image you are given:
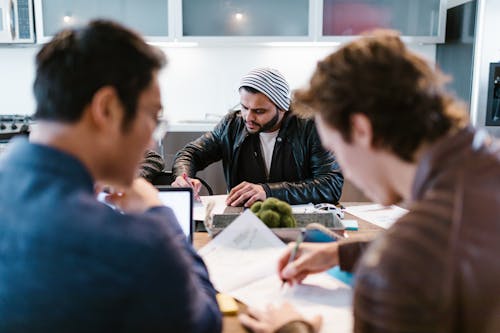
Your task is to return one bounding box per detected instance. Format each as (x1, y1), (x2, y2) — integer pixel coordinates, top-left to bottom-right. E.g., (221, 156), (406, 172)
(156, 186), (193, 243)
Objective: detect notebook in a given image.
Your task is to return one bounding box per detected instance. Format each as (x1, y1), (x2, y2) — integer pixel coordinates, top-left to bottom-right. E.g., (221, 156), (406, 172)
(156, 186), (194, 243)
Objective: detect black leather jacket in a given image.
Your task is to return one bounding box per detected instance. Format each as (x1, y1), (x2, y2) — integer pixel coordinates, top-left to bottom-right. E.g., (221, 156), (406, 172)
(172, 111), (343, 204)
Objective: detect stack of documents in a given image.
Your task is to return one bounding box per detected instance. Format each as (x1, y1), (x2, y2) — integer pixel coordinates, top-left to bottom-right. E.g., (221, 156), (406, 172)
(199, 210), (353, 333)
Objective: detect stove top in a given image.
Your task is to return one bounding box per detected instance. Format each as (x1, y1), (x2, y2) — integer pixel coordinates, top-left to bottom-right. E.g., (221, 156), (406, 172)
(0, 114), (33, 141)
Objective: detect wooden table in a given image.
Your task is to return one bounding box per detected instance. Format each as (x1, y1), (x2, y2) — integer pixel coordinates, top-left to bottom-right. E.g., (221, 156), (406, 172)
(193, 203), (384, 333)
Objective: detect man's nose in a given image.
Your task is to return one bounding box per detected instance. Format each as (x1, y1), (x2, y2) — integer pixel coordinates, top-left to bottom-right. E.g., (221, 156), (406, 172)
(244, 110), (254, 122)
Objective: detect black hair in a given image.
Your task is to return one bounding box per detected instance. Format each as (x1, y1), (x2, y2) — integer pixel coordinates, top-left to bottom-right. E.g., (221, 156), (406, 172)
(33, 20), (166, 127)
(239, 86), (260, 94)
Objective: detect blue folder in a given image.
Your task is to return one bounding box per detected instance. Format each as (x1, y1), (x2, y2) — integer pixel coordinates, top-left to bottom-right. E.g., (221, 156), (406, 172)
(303, 227), (355, 286)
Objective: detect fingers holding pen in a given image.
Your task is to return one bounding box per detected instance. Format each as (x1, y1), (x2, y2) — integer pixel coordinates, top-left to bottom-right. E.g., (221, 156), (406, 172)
(277, 244), (294, 273)
(172, 175), (191, 187)
(172, 173), (202, 200)
(277, 242), (303, 285)
(183, 174), (202, 201)
(191, 179), (202, 195)
(278, 242), (340, 285)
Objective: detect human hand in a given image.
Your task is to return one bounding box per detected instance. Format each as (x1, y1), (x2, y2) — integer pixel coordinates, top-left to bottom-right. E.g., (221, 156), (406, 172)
(226, 181), (266, 207)
(239, 302), (322, 333)
(171, 173), (202, 197)
(98, 178), (163, 214)
(278, 242), (339, 285)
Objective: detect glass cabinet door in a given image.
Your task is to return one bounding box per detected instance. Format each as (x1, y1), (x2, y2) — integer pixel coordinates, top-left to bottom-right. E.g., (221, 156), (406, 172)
(0, 0), (35, 43)
(0, 8), (5, 39)
(321, 0), (444, 42)
(182, 0), (309, 37)
(36, 0), (169, 40)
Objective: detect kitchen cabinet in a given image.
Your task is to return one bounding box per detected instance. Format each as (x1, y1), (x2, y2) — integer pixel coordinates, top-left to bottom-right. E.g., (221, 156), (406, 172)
(181, 0), (310, 39)
(0, 0), (36, 43)
(179, 0), (445, 43)
(320, 0), (446, 43)
(34, 0), (171, 43)
(30, 0), (446, 45)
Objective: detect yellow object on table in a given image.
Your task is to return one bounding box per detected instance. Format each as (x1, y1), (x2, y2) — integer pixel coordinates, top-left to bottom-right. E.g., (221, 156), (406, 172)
(216, 293), (239, 315)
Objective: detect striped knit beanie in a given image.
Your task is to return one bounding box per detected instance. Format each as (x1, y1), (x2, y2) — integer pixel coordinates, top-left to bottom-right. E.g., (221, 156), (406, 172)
(239, 68), (291, 111)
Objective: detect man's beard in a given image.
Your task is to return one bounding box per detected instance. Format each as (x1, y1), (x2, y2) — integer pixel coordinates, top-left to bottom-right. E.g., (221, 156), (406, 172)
(246, 108), (280, 133)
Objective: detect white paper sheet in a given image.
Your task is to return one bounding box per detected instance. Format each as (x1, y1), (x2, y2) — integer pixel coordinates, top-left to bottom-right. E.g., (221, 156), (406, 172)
(194, 195), (229, 221)
(344, 204), (408, 229)
(198, 210), (353, 333)
(290, 203), (316, 213)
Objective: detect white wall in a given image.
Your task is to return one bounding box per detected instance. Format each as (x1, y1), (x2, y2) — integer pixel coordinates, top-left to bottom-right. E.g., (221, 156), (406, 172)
(0, 43), (436, 122)
(0, 46), (39, 115)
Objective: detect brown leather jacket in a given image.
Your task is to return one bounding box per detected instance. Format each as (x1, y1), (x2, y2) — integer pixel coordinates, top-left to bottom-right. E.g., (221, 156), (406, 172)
(354, 127), (500, 332)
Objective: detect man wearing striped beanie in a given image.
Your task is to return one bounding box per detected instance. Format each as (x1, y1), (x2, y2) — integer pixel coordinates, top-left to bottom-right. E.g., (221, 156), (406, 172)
(172, 67), (344, 207)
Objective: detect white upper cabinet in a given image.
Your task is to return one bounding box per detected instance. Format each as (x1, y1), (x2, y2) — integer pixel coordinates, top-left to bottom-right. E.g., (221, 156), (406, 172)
(31, 0), (447, 44)
(34, 0), (171, 43)
(180, 0), (312, 41)
(320, 0), (446, 43)
(0, 0), (35, 43)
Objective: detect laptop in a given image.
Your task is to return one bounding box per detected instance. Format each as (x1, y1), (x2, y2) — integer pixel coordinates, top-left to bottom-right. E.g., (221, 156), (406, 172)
(155, 186), (194, 243)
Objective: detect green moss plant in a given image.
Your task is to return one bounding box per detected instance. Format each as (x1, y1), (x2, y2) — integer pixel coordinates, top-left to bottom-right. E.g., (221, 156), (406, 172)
(251, 197), (296, 228)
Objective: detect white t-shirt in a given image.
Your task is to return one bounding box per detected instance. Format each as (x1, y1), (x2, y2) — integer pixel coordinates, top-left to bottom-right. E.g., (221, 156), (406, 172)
(259, 129), (279, 176)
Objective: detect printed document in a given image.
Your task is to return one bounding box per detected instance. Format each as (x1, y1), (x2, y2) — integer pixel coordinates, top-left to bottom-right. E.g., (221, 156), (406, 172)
(198, 210), (353, 333)
(345, 204), (408, 229)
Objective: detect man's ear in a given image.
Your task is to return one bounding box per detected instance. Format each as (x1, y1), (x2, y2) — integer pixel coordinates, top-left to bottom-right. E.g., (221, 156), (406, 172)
(88, 86), (123, 132)
(351, 113), (373, 148)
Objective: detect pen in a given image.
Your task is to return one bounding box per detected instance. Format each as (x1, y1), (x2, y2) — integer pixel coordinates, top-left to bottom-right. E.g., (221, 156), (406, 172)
(281, 229), (304, 289)
(182, 173), (201, 201)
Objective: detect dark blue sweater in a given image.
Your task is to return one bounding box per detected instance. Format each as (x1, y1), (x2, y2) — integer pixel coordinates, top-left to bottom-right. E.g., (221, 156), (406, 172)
(0, 138), (222, 333)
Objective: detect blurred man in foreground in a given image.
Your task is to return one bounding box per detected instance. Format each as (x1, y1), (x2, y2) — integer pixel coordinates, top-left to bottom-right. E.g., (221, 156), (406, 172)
(0, 20), (221, 333)
(240, 30), (500, 333)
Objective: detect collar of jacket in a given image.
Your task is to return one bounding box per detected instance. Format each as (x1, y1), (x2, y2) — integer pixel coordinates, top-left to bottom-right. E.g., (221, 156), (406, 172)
(411, 126), (475, 201)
